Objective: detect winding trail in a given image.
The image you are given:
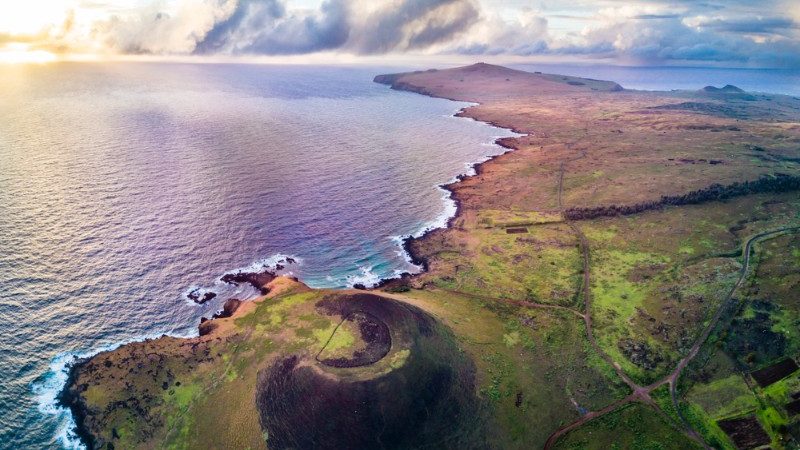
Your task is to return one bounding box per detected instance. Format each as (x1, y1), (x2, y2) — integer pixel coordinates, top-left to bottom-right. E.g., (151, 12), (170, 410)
(557, 143), (642, 393)
(666, 226), (800, 441)
(434, 287), (587, 320)
(542, 140), (800, 449)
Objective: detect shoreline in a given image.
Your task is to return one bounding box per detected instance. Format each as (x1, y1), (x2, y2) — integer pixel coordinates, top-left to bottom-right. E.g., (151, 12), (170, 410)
(53, 76), (523, 449)
(383, 101), (523, 286)
(385, 104), (523, 286)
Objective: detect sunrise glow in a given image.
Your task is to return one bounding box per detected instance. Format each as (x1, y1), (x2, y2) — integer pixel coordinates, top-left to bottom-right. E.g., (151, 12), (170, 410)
(0, 44), (57, 64)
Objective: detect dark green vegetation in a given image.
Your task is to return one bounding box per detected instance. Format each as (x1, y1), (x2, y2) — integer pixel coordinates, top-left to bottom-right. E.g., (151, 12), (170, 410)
(678, 232), (800, 449)
(64, 64), (800, 449)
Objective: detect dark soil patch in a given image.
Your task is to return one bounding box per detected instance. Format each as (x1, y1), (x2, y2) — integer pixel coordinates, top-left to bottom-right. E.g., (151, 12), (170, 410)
(724, 300), (787, 369)
(750, 358), (799, 388)
(787, 399), (800, 416)
(717, 416), (770, 449)
(506, 227), (528, 234)
(649, 101), (753, 119)
(618, 338), (664, 371)
(626, 263), (666, 282)
(679, 124), (741, 132)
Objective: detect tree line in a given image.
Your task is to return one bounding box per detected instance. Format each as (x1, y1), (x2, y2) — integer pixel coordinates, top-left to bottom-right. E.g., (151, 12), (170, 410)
(564, 173), (800, 220)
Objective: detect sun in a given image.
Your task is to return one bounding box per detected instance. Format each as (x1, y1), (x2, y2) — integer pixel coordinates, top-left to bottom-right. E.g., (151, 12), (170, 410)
(0, 1), (73, 35)
(0, 44), (57, 64)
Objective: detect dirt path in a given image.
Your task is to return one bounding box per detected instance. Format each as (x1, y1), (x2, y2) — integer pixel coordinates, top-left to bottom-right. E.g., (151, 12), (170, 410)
(433, 287), (586, 320)
(543, 141), (697, 449)
(542, 394), (638, 449)
(557, 142), (643, 392)
(544, 223), (800, 449)
(542, 143), (654, 449)
(666, 226), (800, 442)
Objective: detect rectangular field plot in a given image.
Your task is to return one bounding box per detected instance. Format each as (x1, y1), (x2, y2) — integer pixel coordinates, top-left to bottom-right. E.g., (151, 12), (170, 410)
(788, 399), (800, 416)
(505, 227), (528, 234)
(717, 416), (771, 449)
(751, 358), (799, 388)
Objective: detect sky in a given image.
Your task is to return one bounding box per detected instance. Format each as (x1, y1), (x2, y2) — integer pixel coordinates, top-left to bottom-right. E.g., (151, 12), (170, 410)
(0, 0), (799, 67)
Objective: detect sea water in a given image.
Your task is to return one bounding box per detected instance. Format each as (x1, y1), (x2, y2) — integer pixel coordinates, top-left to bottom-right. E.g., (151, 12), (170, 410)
(0, 62), (515, 448)
(511, 63), (800, 95)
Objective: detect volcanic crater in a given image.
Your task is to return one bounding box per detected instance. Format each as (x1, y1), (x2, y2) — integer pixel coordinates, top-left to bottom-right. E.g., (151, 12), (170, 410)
(255, 293), (487, 450)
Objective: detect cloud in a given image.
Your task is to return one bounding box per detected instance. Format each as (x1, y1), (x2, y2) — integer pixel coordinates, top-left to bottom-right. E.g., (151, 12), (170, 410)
(445, 9), (549, 55)
(634, 14), (681, 20)
(537, 2), (800, 67)
(346, 0), (479, 53)
(194, 0), (349, 54)
(91, 0), (480, 56)
(95, 0), (239, 54)
(691, 16), (798, 35)
(1, 0), (799, 67)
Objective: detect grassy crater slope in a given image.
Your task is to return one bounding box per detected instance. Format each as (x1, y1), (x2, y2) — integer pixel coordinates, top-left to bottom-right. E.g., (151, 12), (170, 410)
(64, 64), (800, 449)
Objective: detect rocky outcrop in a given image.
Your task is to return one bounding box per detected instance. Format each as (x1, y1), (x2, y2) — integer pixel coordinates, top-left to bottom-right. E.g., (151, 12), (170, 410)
(212, 298), (242, 319)
(221, 269), (275, 295)
(186, 289), (216, 304)
(198, 319), (217, 336)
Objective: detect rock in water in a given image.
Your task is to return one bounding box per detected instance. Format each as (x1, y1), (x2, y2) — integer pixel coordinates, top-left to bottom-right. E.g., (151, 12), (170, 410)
(220, 270), (275, 295)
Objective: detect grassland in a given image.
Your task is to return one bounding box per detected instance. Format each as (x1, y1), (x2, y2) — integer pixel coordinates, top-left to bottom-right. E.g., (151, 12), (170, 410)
(64, 64), (800, 449)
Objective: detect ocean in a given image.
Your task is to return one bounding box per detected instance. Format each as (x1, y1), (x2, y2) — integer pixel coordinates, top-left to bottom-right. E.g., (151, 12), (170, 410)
(0, 62), (515, 448)
(510, 63), (800, 96)
(1, 61), (797, 449)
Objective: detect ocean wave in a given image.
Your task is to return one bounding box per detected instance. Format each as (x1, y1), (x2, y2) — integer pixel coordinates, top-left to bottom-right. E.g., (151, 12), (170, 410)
(345, 266), (382, 288)
(220, 253), (301, 278)
(183, 254), (302, 304)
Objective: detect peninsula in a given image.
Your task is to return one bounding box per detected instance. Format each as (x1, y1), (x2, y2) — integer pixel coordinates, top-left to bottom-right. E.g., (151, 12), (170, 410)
(61, 64), (800, 449)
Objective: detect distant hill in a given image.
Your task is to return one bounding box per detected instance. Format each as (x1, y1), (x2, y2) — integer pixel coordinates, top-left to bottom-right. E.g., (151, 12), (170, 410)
(701, 84), (745, 94)
(374, 62), (624, 101)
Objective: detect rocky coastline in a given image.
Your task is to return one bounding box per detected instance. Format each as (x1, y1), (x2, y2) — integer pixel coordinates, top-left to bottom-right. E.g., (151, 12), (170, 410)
(374, 72), (526, 290)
